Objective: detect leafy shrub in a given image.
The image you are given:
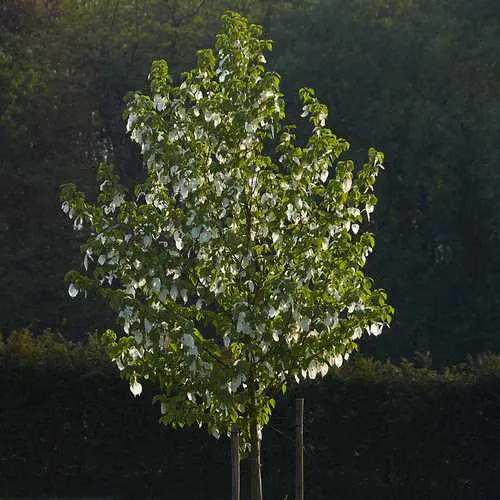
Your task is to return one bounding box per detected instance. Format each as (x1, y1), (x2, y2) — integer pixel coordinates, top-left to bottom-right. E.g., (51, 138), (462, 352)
(0, 328), (109, 372)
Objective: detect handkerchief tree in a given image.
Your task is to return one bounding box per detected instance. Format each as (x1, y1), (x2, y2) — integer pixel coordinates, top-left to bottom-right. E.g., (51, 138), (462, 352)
(61, 11), (392, 500)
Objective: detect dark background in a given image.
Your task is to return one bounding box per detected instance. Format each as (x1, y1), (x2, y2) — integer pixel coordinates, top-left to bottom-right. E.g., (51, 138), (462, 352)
(2, 0), (500, 364)
(2, 332), (500, 499)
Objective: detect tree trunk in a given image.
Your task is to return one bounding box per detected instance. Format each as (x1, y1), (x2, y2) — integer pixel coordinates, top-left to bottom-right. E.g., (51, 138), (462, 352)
(250, 418), (263, 500)
(248, 358), (263, 500)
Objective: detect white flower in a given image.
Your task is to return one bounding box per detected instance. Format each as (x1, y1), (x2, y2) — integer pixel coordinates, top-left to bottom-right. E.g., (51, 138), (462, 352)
(199, 230), (211, 243)
(308, 360), (318, 379)
(370, 323), (383, 336)
(181, 333), (195, 349)
(237, 312), (250, 334)
(342, 178), (352, 193)
(151, 278), (161, 293)
(366, 204), (375, 221)
(299, 316), (311, 332)
(130, 127), (142, 144)
(352, 327), (363, 340)
(126, 112), (137, 132)
(174, 231), (183, 250)
(324, 312), (338, 327)
(130, 377), (143, 397)
(177, 107), (186, 120)
(68, 283), (79, 297)
(153, 94), (167, 112)
(194, 127), (203, 140)
(333, 354), (343, 368)
(204, 110), (214, 122)
(179, 180), (188, 200)
(168, 129), (179, 141)
(128, 346), (141, 360)
(191, 226), (201, 239)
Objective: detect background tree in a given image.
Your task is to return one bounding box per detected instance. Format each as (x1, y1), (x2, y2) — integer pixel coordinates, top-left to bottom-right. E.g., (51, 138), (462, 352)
(0, 0), (287, 337)
(2, 0), (500, 365)
(269, 0), (500, 361)
(61, 12), (392, 499)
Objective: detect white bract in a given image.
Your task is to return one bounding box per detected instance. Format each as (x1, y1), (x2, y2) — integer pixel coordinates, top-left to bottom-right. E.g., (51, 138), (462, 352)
(130, 377), (143, 397)
(61, 12), (392, 455)
(68, 283), (78, 298)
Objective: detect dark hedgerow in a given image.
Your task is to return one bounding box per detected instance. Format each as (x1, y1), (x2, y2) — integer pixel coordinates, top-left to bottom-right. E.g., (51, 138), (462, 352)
(1, 329), (500, 498)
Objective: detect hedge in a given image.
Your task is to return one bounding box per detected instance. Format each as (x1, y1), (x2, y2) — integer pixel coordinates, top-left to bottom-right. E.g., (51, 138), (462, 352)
(1, 330), (500, 499)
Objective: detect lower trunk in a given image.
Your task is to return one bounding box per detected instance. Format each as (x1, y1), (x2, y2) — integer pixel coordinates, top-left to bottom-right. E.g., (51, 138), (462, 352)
(250, 419), (263, 500)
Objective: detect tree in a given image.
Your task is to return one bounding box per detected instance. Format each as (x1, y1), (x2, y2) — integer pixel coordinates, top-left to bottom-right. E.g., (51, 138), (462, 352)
(61, 11), (392, 499)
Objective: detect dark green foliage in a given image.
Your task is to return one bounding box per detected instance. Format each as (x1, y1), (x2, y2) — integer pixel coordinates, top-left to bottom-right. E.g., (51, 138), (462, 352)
(0, 158), (114, 337)
(0, 329), (109, 371)
(268, 0), (500, 361)
(1, 0), (500, 361)
(0, 0), (287, 338)
(2, 331), (500, 498)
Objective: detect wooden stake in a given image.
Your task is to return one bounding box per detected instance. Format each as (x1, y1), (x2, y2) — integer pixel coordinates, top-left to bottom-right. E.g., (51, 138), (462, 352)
(231, 425), (240, 500)
(296, 398), (304, 500)
(250, 419), (263, 500)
